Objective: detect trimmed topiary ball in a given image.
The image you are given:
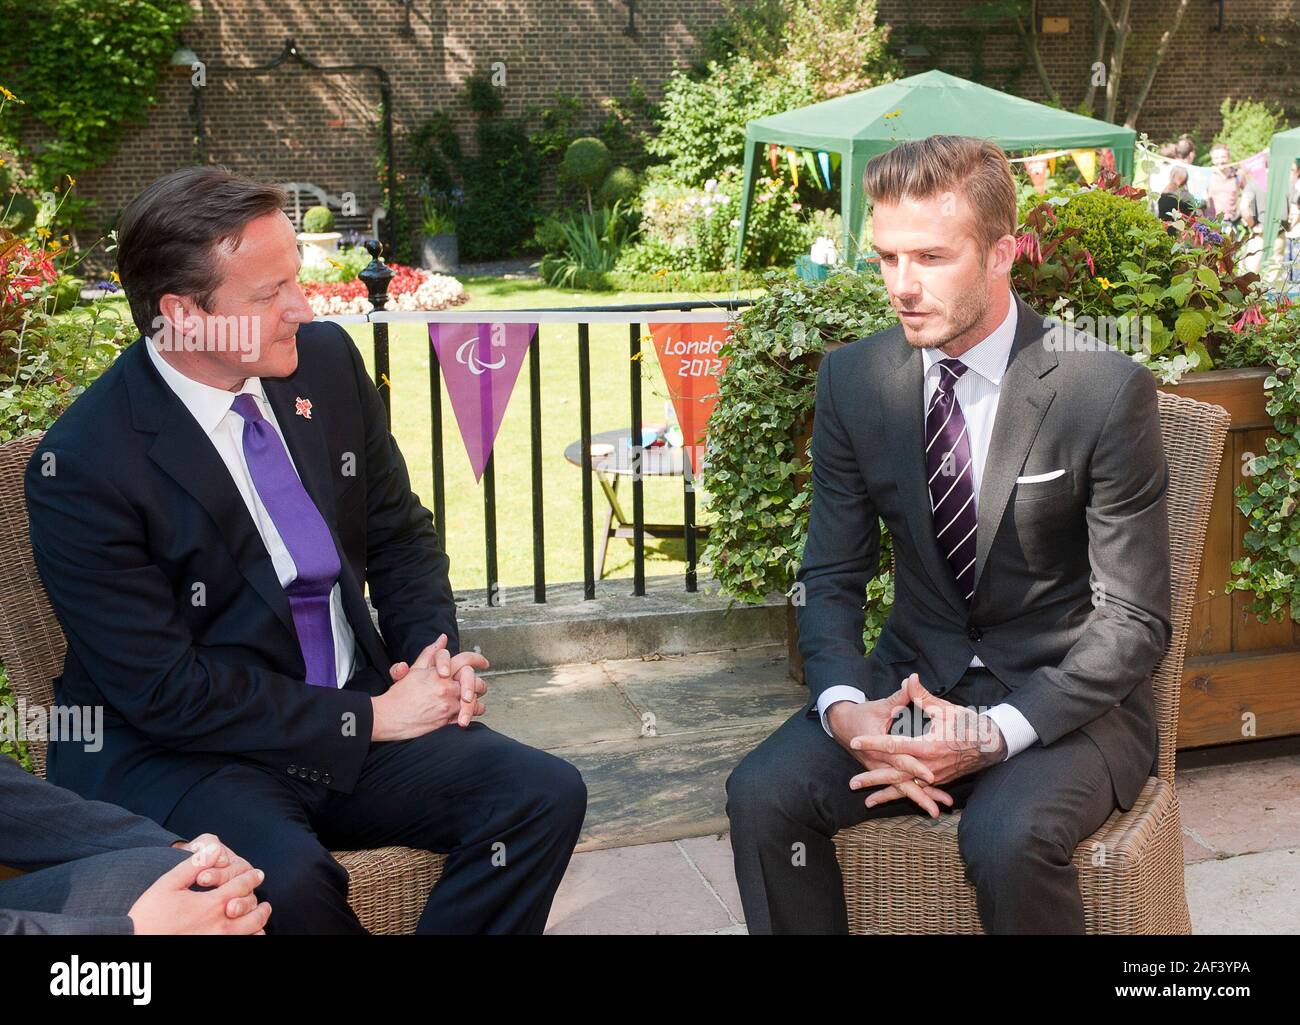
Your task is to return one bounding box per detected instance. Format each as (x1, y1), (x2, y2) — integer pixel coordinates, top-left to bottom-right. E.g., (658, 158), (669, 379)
(562, 137), (613, 191)
(302, 205), (335, 233)
(597, 166), (639, 207)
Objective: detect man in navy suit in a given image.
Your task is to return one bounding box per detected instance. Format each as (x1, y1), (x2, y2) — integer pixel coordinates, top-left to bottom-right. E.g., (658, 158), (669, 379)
(25, 167), (586, 934)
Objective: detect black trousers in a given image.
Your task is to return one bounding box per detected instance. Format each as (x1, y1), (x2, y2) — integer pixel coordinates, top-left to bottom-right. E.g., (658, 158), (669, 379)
(163, 722), (586, 935)
(726, 667), (1117, 934)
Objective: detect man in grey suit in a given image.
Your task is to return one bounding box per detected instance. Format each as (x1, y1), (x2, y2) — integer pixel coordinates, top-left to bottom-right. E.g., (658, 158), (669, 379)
(726, 135), (1171, 934)
(0, 755), (271, 934)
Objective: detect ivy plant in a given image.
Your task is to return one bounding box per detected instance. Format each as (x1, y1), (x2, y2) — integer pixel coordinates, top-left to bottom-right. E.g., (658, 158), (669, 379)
(1226, 301), (1300, 623)
(702, 267), (898, 647)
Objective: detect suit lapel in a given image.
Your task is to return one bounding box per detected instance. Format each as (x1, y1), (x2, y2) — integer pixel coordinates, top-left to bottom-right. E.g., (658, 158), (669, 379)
(125, 342), (298, 642)
(971, 293), (1058, 591)
(878, 337), (969, 616)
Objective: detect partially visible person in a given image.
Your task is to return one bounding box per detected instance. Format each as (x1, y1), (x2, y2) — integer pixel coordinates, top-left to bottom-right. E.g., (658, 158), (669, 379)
(1206, 144), (1241, 229)
(1156, 166), (1198, 230)
(1174, 134), (1197, 164)
(1238, 161), (1264, 273)
(1285, 160), (1300, 284)
(0, 755), (270, 935)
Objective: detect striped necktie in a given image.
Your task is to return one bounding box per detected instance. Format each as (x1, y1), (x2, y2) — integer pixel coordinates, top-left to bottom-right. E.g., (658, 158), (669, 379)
(925, 358), (977, 603)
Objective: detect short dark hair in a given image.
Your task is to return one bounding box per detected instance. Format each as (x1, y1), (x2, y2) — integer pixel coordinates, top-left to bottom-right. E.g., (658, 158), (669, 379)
(115, 167), (286, 337)
(862, 135), (1017, 256)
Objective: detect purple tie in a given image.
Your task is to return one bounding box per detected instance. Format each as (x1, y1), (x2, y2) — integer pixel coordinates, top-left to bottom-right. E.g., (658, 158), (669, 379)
(926, 358), (977, 603)
(231, 393), (340, 687)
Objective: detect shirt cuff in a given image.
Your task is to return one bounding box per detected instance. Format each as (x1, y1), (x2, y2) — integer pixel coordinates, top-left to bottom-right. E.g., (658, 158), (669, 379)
(816, 686), (867, 737)
(984, 702), (1039, 761)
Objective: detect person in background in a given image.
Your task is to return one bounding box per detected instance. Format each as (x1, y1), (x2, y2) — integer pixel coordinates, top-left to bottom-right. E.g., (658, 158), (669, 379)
(1157, 166), (1198, 231)
(1206, 144), (1241, 231)
(1238, 160), (1264, 273)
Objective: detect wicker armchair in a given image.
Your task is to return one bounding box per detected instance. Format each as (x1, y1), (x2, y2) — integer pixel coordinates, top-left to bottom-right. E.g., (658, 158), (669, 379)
(833, 391), (1230, 934)
(0, 433), (444, 935)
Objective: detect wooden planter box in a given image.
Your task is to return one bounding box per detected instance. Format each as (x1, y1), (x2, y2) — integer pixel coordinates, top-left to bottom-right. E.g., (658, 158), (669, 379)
(1159, 367), (1300, 749)
(786, 365), (1300, 750)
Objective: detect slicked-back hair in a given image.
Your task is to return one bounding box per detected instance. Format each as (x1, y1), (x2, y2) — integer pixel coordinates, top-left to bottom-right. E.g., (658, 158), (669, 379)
(862, 135), (1018, 256)
(115, 166), (286, 337)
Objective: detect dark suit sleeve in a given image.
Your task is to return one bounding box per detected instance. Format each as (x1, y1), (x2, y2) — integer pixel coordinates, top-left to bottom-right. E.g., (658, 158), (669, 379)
(0, 909), (134, 935)
(795, 349), (882, 704)
(1003, 365), (1172, 745)
(24, 448), (375, 793)
(341, 328), (460, 662)
(0, 755), (180, 872)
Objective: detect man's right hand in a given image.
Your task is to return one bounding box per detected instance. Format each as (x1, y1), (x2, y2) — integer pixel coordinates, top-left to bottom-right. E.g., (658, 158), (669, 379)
(372, 634), (490, 741)
(128, 853), (270, 935)
(825, 680), (954, 818)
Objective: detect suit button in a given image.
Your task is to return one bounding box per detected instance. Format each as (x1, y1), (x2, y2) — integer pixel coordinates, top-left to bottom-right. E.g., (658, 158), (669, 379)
(310, 770), (320, 782)
(967, 626), (982, 641)
(298, 767), (309, 779)
(323, 773), (332, 785)
(287, 764), (297, 775)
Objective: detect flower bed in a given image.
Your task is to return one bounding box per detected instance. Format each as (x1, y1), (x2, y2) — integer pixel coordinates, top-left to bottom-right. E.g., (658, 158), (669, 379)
(300, 263), (469, 317)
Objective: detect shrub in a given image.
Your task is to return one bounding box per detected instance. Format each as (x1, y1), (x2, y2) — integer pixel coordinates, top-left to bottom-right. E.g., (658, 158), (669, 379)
(539, 200), (638, 287)
(301, 205), (335, 233)
(646, 55), (817, 186)
(597, 166), (639, 207)
(695, 0), (900, 101)
(1046, 187), (1172, 280)
(458, 117), (543, 260)
(1214, 96), (1288, 162)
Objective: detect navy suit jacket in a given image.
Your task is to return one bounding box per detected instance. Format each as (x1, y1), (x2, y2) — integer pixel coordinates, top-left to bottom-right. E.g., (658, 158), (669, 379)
(24, 322), (460, 825)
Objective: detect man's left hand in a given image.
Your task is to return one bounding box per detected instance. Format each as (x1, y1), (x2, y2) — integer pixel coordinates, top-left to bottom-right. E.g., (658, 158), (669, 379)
(848, 674), (1006, 811)
(389, 635), (489, 727)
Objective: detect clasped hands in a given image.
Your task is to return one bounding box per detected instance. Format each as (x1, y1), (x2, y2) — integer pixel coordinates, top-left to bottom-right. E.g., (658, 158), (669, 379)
(371, 633), (491, 742)
(826, 673), (1006, 819)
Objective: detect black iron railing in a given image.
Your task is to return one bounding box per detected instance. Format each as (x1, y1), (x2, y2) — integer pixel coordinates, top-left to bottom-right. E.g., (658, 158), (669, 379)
(328, 243), (754, 605)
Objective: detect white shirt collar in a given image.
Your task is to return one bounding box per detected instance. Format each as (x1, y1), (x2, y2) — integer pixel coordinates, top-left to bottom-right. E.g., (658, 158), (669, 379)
(921, 289), (1018, 387)
(144, 337), (269, 435)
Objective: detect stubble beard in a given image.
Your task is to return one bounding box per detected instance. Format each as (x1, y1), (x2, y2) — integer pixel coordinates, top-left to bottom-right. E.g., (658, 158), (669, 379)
(901, 286), (990, 352)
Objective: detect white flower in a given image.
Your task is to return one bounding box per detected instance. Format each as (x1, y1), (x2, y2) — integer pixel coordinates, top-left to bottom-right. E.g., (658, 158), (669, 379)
(704, 178), (718, 192)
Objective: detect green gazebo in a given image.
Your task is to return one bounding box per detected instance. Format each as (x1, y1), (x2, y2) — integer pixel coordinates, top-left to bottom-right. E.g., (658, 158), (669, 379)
(735, 69), (1138, 266)
(1261, 124), (1300, 280)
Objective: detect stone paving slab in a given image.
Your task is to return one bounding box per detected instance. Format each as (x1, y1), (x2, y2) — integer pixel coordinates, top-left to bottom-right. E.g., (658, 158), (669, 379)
(609, 646), (805, 736)
(1185, 847), (1300, 934)
(560, 724), (772, 851)
(545, 841), (738, 935)
(1178, 753), (1300, 861)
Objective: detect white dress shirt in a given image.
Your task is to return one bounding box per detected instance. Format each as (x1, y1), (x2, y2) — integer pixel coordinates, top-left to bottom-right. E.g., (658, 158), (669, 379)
(145, 339), (357, 687)
(816, 290), (1039, 761)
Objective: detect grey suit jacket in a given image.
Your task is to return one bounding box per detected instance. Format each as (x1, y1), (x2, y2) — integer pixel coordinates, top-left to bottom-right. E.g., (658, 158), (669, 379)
(796, 290), (1172, 810)
(0, 754), (182, 934)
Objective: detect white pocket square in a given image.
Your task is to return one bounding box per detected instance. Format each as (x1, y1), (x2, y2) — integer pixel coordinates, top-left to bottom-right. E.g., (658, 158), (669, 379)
(1016, 469), (1066, 484)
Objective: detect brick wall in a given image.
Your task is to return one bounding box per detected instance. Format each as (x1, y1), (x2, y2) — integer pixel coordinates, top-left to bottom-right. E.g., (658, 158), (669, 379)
(56, 0), (1300, 251)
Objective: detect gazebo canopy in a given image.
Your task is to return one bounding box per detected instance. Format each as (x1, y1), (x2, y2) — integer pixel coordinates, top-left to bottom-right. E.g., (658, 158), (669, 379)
(735, 69), (1138, 266)
(1262, 124), (1300, 279)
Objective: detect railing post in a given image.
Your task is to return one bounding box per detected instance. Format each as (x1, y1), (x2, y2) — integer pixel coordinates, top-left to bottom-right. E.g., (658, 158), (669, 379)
(359, 239), (393, 429)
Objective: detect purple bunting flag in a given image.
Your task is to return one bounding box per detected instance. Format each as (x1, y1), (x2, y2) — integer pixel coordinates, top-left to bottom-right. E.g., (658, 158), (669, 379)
(429, 322), (537, 482)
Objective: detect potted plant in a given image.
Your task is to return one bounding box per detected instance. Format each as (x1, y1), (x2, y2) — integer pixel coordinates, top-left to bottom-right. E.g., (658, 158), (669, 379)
(298, 205), (341, 269)
(420, 195), (459, 273)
